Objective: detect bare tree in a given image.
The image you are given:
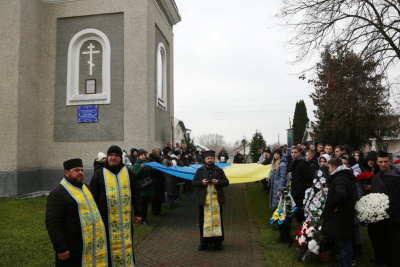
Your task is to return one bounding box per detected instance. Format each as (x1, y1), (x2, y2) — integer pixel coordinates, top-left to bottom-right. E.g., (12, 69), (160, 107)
(195, 133), (226, 152)
(279, 0), (400, 73)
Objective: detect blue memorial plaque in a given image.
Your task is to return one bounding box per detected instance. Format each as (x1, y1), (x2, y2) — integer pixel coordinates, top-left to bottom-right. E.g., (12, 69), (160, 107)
(78, 105), (98, 123)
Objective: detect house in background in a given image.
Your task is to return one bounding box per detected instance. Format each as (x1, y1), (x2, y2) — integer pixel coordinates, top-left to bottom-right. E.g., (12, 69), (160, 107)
(228, 142), (251, 163)
(173, 117), (190, 149)
(365, 114), (400, 161)
(302, 122), (316, 145)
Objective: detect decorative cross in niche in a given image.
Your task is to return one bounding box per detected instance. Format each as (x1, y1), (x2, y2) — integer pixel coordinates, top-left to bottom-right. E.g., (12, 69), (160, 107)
(82, 43), (100, 75)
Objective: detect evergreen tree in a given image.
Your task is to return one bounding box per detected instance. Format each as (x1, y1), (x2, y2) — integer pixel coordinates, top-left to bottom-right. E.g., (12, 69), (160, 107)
(183, 132), (196, 152)
(310, 44), (394, 148)
(292, 100), (309, 145)
(249, 131), (267, 163)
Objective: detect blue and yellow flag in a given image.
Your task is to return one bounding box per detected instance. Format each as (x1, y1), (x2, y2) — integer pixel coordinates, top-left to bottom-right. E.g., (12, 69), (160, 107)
(143, 162), (271, 184)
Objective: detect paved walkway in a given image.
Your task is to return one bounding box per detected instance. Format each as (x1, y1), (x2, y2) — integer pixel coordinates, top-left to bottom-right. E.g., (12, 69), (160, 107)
(134, 183), (265, 267)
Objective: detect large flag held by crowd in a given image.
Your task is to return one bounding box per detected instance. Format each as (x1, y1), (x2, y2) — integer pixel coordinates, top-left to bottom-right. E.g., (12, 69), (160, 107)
(143, 162), (271, 184)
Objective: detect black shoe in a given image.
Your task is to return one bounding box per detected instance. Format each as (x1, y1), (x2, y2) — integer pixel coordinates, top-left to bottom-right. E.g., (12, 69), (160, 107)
(216, 244), (223, 250)
(198, 245), (208, 251)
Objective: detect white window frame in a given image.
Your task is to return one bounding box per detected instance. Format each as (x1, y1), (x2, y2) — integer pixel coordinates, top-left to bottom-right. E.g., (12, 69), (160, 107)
(66, 28), (111, 106)
(156, 42), (167, 110)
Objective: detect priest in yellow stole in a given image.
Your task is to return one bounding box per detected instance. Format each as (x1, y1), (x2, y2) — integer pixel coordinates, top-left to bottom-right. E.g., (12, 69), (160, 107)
(90, 146), (143, 267)
(192, 150), (229, 251)
(46, 158), (107, 266)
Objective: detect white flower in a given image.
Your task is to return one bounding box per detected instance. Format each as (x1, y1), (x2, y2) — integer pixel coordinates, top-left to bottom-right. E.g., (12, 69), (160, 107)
(308, 239), (320, 255)
(320, 177), (326, 184)
(315, 182), (321, 189)
(313, 178), (317, 184)
(317, 170), (323, 177)
(355, 193), (389, 223)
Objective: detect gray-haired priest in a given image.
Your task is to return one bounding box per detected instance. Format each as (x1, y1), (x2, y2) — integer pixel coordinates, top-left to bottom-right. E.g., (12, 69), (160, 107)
(46, 158), (107, 266)
(192, 150), (229, 251)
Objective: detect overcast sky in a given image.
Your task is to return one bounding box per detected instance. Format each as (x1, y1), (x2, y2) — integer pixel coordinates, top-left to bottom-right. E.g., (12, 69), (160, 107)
(173, 0), (317, 147)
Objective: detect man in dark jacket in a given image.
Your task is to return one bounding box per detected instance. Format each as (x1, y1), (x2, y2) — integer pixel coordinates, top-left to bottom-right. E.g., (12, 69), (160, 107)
(233, 150), (244, 163)
(90, 145), (142, 266)
(192, 150), (229, 251)
(306, 150), (319, 177)
(368, 151), (400, 267)
(289, 147), (312, 223)
(217, 147), (229, 163)
(322, 158), (356, 267)
(46, 158), (107, 266)
(148, 148), (165, 216)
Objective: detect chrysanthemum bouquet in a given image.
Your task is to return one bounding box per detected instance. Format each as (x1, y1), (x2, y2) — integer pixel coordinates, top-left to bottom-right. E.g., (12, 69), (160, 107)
(355, 193), (389, 223)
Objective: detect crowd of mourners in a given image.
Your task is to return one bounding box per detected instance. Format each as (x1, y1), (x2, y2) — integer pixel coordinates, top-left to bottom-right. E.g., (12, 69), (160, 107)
(256, 142), (400, 267)
(46, 139), (400, 267)
(92, 141), (224, 226)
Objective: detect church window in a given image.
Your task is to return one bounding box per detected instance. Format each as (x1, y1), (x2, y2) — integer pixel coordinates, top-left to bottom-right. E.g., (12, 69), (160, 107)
(157, 42), (167, 110)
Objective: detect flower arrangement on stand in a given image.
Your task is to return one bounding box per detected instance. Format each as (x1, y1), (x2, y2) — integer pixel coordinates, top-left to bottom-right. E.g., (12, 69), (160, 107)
(356, 172), (373, 195)
(303, 170), (329, 221)
(355, 193), (389, 223)
(294, 218), (333, 262)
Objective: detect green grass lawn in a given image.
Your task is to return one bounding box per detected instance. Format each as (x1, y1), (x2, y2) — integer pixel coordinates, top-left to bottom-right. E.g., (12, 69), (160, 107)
(0, 196), (169, 267)
(246, 182), (375, 267)
(0, 184), (375, 267)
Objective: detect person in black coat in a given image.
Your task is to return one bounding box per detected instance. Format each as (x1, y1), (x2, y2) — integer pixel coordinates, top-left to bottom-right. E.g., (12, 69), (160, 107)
(306, 150), (319, 178)
(46, 158), (106, 267)
(93, 152), (106, 174)
(322, 158), (356, 267)
(260, 149), (274, 191)
(361, 151), (380, 194)
(368, 151), (400, 267)
(233, 150), (244, 163)
(90, 146), (142, 266)
(192, 150), (229, 250)
(289, 147), (312, 223)
(147, 149), (165, 216)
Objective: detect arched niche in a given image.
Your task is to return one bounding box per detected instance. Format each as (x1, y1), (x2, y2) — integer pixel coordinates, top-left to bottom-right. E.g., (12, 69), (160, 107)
(66, 28), (111, 105)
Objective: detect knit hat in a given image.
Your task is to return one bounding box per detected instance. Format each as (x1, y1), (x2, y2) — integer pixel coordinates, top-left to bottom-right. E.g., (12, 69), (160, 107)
(203, 150), (216, 158)
(97, 152), (106, 161)
(137, 149), (147, 157)
(273, 149), (282, 156)
(107, 145), (123, 158)
(63, 158), (83, 170)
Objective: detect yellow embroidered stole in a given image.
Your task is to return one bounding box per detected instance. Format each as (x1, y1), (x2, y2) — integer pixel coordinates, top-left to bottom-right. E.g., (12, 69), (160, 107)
(104, 167), (134, 267)
(60, 178), (107, 267)
(203, 184), (222, 237)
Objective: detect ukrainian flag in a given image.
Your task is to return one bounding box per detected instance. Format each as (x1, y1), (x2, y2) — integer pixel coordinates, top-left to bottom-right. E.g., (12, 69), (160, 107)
(143, 162), (271, 184)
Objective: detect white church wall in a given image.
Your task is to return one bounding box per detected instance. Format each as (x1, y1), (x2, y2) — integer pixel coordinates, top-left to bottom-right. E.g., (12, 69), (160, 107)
(0, 1), (20, 171)
(0, 0), (179, 196)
